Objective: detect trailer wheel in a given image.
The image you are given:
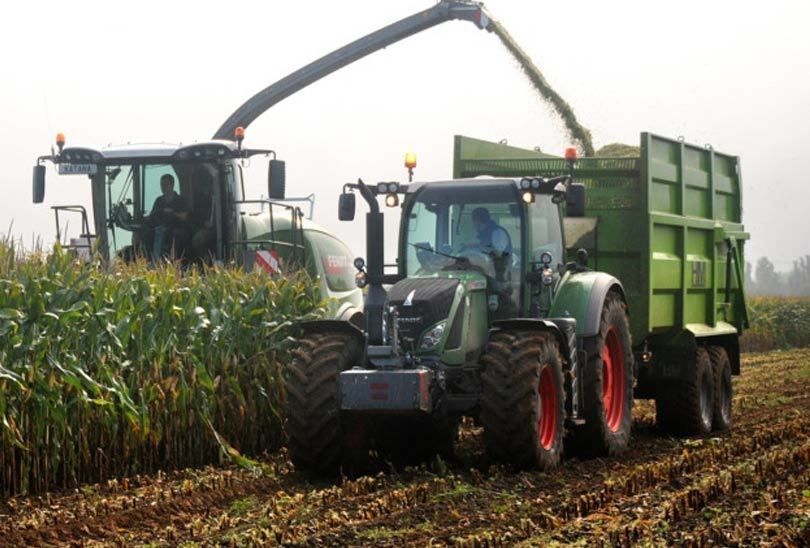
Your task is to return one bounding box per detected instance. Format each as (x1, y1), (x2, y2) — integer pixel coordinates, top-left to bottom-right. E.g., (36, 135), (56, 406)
(709, 346), (733, 431)
(655, 347), (714, 436)
(284, 331), (360, 475)
(569, 291), (633, 457)
(480, 330), (564, 469)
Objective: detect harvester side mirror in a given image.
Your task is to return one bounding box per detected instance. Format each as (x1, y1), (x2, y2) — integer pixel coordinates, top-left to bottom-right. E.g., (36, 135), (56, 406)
(566, 183), (586, 217)
(267, 159), (286, 200)
(338, 192), (356, 221)
(32, 165), (46, 204)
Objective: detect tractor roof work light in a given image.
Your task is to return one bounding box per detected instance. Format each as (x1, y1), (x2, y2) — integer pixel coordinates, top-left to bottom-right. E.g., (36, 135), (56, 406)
(385, 193), (399, 208)
(522, 191), (535, 204)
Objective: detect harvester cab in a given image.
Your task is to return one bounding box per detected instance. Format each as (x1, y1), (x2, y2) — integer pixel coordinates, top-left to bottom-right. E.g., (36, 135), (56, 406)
(32, 130), (306, 265)
(285, 151), (635, 474)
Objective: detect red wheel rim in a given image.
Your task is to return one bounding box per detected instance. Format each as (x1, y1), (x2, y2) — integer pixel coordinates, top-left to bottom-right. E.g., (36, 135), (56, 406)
(538, 365), (558, 450)
(602, 326), (625, 433)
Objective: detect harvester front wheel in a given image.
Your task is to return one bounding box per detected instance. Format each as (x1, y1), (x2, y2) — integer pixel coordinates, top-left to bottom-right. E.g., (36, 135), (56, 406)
(284, 331), (360, 475)
(480, 330), (564, 469)
(655, 347), (714, 436)
(569, 291), (634, 457)
(709, 346), (732, 431)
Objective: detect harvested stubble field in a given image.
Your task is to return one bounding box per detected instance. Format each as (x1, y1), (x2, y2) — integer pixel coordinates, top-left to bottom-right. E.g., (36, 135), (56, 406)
(0, 349), (807, 547)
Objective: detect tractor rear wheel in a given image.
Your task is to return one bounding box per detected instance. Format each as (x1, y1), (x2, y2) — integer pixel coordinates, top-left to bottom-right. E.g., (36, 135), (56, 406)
(655, 347), (714, 436)
(568, 291), (634, 457)
(709, 346), (733, 431)
(480, 330), (564, 469)
(284, 331), (360, 475)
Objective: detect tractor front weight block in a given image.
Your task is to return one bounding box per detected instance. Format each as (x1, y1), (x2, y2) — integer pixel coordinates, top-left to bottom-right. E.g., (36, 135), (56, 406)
(339, 369), (433, 413)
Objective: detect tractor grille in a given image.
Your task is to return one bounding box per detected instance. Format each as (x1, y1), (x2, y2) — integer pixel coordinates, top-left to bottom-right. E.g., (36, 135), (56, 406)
(388, 278), (459, 341)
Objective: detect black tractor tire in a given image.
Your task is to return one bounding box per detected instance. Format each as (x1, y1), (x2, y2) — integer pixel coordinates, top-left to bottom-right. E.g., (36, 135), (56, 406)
(284, 331), (361, 475)
(655, 347), (715, 436)
(709, 346), (733, 431)
(480, 330), (565, 469)
(567, 291), (634, 457)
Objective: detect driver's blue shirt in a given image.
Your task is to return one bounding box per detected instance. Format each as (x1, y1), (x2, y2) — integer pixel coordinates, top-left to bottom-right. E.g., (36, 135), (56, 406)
(478, 220), (512, 255)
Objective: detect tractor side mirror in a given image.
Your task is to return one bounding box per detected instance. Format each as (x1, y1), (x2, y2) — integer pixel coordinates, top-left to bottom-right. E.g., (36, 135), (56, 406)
(267, 159), (286, 200)
(32, 165), (46, 203)
(566, 183), (586, 217)
(338, 193), (356, 221)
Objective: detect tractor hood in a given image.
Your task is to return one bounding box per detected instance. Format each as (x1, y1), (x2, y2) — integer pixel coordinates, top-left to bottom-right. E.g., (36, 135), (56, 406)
(388, 277), (459, 343)
(386, 270), (488, 358)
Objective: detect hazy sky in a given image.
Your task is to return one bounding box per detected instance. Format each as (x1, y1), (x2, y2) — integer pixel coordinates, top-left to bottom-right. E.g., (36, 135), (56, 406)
(2, 0), (808, 269)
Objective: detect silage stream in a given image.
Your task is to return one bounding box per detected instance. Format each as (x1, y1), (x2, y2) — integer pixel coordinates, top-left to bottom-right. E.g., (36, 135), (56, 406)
(487, 16), (595, 156)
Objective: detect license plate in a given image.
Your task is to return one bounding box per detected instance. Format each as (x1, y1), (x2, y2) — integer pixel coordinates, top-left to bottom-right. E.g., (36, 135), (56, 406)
(58, 163), (98, 175)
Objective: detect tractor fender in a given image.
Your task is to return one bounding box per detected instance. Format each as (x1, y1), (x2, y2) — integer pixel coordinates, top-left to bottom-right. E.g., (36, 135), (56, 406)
(549, 271), (626, 338)
(299, 319), (364, 344)
(334, 302), (365, 330)
(490, 319), (571, 365)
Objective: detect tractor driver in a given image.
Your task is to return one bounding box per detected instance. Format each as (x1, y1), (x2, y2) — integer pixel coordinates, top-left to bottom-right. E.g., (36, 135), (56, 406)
(149, 174), (189, 261)
(469, 207), (512, 258)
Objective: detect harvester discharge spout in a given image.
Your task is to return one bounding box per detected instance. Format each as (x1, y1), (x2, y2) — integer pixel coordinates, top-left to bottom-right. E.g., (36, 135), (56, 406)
(214, 1), (492, 140)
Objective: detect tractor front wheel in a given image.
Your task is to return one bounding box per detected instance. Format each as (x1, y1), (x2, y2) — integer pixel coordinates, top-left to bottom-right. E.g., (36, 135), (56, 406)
(568, 291), (634, 457)
(284, 331), (360, 475)
(480, 330), (564, 469)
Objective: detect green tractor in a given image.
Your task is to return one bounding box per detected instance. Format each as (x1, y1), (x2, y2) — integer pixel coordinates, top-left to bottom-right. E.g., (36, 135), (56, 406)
(285, 132), (748, 473)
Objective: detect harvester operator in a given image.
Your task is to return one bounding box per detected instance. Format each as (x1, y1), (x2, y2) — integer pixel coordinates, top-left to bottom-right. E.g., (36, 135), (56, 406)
(149, 174), (189, 261)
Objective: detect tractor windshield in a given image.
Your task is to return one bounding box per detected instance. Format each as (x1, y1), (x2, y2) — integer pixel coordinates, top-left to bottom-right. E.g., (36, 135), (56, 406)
(402, 181), (523, 314)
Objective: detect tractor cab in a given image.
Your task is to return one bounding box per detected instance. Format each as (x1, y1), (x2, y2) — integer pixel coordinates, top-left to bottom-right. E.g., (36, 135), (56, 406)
(398, 178), (569, 322)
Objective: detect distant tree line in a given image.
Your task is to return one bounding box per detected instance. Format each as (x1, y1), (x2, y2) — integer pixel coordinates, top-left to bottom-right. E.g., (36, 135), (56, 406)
(745, 255), (810, 296)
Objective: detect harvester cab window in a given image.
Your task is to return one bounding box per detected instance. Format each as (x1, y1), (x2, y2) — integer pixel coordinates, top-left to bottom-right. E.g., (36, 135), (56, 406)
(105, 165), (135, 255)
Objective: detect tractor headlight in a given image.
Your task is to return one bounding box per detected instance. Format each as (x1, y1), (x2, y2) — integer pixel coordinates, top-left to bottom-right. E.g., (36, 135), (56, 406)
(419, 321), (446, 350)
(355, 271), (368, 288)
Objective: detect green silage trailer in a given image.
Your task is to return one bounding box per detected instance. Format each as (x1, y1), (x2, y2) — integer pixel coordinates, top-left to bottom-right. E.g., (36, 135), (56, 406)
(454, 132), (749, 432)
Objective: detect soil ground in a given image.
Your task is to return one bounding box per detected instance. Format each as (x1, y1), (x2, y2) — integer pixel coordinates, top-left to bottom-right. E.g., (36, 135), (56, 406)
(1, 349), (808, 547)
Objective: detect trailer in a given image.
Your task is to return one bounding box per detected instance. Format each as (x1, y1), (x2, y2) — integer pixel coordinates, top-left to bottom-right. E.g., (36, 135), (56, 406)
(454, 132), (749, 433)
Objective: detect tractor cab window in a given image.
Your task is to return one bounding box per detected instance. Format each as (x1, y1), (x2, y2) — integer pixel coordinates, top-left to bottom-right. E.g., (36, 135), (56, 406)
(527, 198), (564, 269)
(403, 181), (523, 317)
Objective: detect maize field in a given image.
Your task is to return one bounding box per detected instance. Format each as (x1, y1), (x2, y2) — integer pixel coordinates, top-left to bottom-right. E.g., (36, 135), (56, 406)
(0, 240), (321, 496)
(0, 344), (806, 546)
(741, 296), (810, 352)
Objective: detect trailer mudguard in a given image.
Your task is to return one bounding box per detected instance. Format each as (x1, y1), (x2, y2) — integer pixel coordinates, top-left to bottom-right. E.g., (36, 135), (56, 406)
(549, 271), (626, 338)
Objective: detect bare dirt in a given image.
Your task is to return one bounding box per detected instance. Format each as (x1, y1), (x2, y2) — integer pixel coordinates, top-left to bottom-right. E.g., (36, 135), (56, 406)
(1, 349), (808, 547)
